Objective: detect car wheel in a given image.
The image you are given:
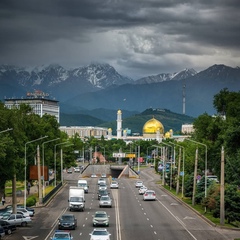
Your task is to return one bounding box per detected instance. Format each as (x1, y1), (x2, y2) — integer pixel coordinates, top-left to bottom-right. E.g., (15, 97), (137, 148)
(7, 229), (12, 235)
(21, 222), (27, 227)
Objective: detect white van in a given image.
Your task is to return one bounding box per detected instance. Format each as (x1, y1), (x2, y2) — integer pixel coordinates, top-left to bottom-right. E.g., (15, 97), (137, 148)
(77, 179), (89, 193)
(207, 175), (219, 183)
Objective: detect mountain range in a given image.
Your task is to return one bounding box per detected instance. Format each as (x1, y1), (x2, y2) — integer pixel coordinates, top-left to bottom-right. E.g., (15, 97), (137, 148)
(1, 63), (240, 122)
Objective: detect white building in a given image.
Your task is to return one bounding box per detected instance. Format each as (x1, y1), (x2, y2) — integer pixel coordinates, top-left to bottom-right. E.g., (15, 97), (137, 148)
(4, 90), (60, 123)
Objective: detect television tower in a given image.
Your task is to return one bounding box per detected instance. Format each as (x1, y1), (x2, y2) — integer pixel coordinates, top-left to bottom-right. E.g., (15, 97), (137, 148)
(182, 80), (186, 115)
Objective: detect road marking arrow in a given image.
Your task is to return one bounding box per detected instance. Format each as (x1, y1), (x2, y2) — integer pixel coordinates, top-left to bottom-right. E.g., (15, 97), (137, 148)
(23, 236), (38, 240)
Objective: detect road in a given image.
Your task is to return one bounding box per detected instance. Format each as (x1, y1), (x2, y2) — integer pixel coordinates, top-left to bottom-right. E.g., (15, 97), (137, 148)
(4, 166), (240, 240)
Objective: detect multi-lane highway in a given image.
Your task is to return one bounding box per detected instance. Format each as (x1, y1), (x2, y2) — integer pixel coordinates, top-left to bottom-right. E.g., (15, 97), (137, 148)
(5, 166), (240, 240)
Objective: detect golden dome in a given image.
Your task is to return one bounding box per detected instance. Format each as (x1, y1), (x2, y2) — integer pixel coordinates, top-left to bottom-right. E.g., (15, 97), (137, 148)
(143, 117), (164, 134)
(165, 131), (171, 138)
(117, 109), (122, 114)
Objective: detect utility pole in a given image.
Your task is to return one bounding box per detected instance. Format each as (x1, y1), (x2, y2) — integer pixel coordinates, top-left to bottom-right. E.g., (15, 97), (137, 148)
(192, 148), (198, 206)
(220, 146), (225, 225)
(37, 145), (43, 205)
(176, 148), (181, 195)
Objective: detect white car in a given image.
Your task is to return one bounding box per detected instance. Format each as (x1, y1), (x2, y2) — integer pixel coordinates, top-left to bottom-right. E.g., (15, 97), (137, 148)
(110, 181), (118, 189)
(89, 228), (111, 240)
(1, 214), (31, 227)
(91, 173), (97, 178)
(74, 167), (80, 173)
(135, 180), (143, 188)
(98, 178), (106, 185)
(99, 183), (107, 191)
(143, 190), (156, 201)
(139, 186), (147, 195)
(99, 195), (112, 208)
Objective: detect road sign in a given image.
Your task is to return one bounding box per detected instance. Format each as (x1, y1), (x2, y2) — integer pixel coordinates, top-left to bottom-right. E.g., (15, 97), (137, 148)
(126, 153), (136, 158)
(113, 153), (126, 158)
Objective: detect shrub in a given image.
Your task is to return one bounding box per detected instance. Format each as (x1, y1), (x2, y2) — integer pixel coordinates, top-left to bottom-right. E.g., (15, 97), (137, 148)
(26, 196), (36, 207)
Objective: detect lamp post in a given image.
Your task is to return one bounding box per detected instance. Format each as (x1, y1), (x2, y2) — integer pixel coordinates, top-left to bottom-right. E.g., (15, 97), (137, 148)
(42, 138), (60, 197)
(159, 142), (173, 189)
(185, 139), (207, 211)
(168, 142), (185, 197)
(60, 144), (74, 183)
(24, 135), (48, 209)
(54, 142), (69, 187)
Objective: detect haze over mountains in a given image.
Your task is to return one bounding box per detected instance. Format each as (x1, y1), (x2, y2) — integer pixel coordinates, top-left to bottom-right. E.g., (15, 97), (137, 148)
(0, 63), (240, 119)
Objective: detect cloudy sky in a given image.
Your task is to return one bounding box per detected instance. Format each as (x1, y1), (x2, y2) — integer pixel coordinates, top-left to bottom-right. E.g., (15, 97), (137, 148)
(0, 0), (239, 79)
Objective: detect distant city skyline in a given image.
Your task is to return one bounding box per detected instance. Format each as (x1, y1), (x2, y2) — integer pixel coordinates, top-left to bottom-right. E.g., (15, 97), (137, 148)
(0, 1), (239, 80)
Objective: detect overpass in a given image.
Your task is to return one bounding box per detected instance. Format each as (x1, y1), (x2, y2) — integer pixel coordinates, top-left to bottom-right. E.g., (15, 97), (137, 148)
(81, 164), (139, 179)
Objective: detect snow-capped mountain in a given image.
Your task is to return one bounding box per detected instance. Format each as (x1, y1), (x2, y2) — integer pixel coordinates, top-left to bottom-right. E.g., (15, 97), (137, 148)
(1, 63), (240, 117)
(0, 63), (134, 100)
(134, 68), (197, 84)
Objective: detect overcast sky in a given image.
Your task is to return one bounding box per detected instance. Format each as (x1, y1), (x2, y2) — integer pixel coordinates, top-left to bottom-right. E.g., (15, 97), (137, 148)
(0, 0), (239, 79)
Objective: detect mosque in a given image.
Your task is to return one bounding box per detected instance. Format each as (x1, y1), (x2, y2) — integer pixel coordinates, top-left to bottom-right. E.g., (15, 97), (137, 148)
(60, 109), (190, 142)
(106, 109), (181, 143)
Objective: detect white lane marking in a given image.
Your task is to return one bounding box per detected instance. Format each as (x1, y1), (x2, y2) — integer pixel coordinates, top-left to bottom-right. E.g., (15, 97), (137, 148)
(157, 198), (198, 240)
(113, 189), (121, 240)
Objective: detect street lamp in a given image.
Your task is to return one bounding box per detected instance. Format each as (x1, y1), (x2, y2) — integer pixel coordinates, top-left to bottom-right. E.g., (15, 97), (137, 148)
(159, 142), (173, 188)
(185, 139), (207, 211)
(60, 144), (74, 183)
(42, 138), (60, 197)
(54, 142), (69, 187)
(24, 135), (48, 209)
(168, 142), (185, 197)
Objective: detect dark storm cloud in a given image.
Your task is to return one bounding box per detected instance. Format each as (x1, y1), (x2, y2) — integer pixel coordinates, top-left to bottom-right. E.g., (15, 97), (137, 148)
(0, 0), (239, 78)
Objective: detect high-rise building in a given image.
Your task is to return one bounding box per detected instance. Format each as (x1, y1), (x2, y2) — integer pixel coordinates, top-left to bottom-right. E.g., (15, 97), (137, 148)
(4, 90), (60, 123)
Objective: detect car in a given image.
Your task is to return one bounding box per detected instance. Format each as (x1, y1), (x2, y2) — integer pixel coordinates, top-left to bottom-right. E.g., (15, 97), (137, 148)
(135, 180), (143, 188)
(0, 220), (16, 235)
(139, 186), (147, 195)
(92, 211), (110, 227)
(0, 226), (5, 239)
(16, 205), (35, 215)
(99, 195), (112, 208)
(7, 207), (34, 217)
(74, 167), (80, 173)
(98, 190), (109, 200)
(110, 181), (118, 189)
(89, 228), (111, 240)
(91, 173), (97, 178)
(143, 190), (156, 201)
(207, 175), (219, 184)
(101, 173), (107, 178)
(98, 178), (106, 185)
(51, 230), (73, 240)
(58, 214), (77, 230)
(67, 168), (73, 174)
(1, 213), (31, 227)
(98, 182), (107, 191)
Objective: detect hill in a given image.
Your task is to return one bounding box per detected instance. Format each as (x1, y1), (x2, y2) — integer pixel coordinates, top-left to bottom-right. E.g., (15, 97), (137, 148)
(97, 108), (195, 135)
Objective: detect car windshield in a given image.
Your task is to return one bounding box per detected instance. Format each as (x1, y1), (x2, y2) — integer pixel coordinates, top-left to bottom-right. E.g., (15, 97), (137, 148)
(61, 215), (73, 220)
(54, 233), (70, 238)
(92, 230), (108, 235)
(95, 213), (107, 218)
(70, 197), (82, 201)
(101, 196), (109, 200)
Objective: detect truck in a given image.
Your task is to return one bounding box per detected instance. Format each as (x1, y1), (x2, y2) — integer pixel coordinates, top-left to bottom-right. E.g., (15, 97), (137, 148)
(77, 179), (89, 193)
(68, 186), (85, 212)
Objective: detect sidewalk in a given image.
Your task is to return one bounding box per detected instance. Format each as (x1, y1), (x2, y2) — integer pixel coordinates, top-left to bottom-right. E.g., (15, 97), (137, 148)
(0, 184), (39, 209)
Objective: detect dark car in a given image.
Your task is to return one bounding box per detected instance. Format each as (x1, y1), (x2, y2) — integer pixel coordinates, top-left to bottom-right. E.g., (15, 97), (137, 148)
(58, 214), (77, 230)
(0, 220), (16, 235)
(98, 190), (109, 200)
(0, 226), (5, 239)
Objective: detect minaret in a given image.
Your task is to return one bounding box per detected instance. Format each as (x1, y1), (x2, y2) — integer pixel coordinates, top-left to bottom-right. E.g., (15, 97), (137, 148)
(117, 109), (122, 139)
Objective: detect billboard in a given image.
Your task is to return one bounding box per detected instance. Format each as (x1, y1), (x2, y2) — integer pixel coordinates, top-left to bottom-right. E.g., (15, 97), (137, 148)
(29, 165), (49, 181)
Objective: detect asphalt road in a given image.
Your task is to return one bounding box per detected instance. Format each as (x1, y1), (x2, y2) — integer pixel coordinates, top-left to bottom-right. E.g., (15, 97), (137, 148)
(4, 166), (240, 240)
